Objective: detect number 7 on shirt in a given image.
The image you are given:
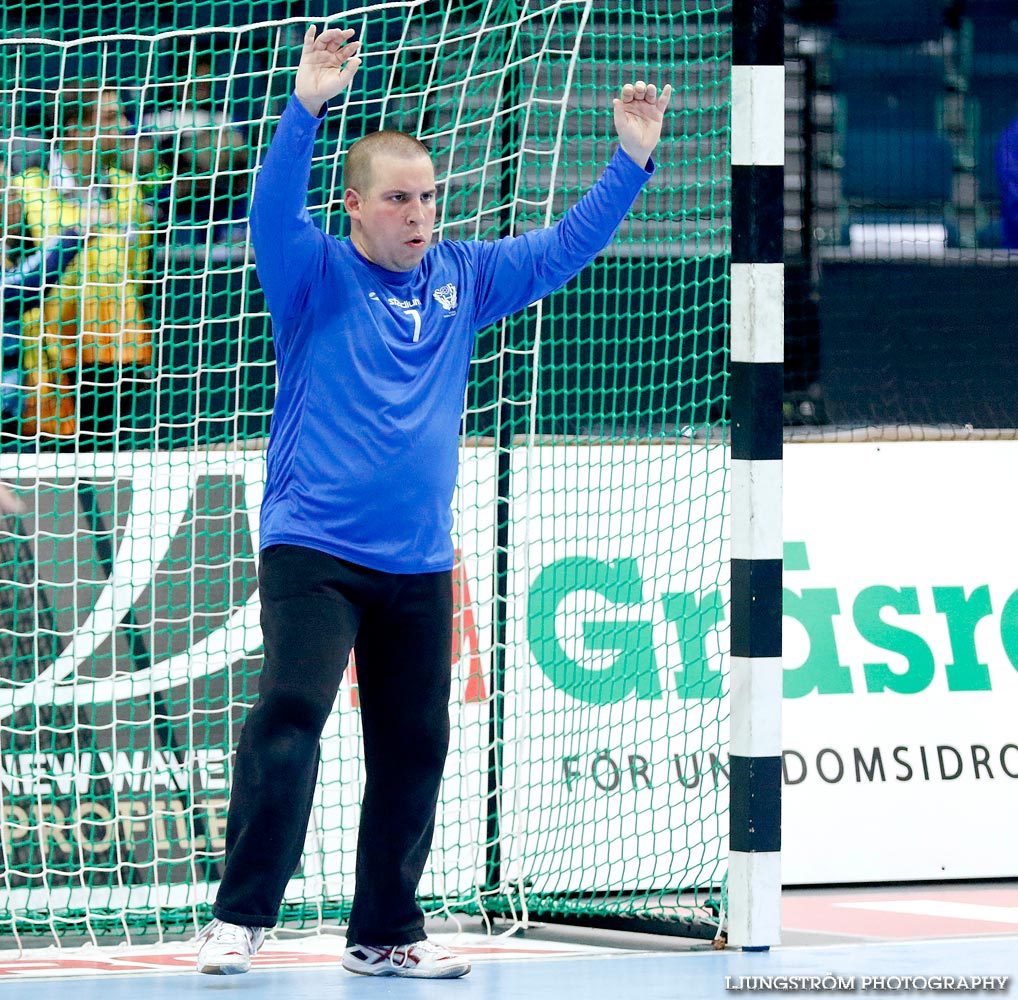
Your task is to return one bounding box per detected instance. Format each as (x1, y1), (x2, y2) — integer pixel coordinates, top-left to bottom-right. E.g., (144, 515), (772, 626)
(403, 308), (421, 342)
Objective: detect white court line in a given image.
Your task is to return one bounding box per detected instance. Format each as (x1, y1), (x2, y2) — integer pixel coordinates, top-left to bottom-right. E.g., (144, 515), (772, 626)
(0, 933), (652, 980)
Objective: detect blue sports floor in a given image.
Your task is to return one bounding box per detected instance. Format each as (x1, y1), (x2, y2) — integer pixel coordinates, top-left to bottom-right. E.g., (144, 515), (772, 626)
(0, 884), (1014, 999)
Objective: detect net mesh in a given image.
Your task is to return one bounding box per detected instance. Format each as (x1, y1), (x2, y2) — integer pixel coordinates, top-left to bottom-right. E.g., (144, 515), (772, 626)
(0, 0), (731, 942)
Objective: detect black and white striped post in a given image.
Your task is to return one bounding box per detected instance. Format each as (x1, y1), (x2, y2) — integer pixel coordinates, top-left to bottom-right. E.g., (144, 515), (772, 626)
(728, 0), (784, 950)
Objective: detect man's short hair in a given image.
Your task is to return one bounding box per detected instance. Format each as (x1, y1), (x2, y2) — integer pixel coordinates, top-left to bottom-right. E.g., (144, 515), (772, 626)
(344, 130), (431, 194)
(56, 81), (110, 129)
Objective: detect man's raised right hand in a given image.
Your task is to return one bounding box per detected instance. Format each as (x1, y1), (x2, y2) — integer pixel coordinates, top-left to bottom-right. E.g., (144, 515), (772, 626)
(294, 26), (363, 117)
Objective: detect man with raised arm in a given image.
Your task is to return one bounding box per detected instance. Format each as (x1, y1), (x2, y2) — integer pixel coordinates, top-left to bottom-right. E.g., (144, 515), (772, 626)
(196, 24), (670, 980)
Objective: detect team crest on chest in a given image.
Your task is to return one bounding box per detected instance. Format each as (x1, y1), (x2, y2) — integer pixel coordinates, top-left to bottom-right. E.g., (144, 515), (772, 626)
(432, 283), (458, 314)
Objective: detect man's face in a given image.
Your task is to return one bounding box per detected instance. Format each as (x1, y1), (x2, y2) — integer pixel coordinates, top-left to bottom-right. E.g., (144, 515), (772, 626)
(70, 90), (129, 157)
(190, 58), (214, 107)
(344, 152), (437, 273)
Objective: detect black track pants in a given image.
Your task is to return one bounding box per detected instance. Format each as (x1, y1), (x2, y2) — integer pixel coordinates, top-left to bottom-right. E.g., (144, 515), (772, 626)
(211, 543), (453, 945)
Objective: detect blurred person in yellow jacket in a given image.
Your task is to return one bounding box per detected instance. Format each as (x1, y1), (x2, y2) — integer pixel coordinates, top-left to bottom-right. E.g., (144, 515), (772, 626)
(0, 170), (82, 448)
(9, 82), (156, 450)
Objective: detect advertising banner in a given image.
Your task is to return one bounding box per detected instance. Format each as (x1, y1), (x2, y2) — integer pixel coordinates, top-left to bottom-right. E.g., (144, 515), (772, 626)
(3, 440), (1013, 909)
(0, 450), (494, 912)
(782, 441), (1018, 883)
(503, 444), (730, 893)
(0, 452), (263, 914)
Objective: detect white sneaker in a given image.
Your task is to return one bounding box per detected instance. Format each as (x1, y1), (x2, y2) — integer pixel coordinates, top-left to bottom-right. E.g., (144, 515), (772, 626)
(195, 918), (265, 975)
(342, 940), (471, 978)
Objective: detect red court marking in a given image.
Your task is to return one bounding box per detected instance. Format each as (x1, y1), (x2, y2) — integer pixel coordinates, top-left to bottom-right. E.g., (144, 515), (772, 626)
(783, 887), (1018, 940)
(0, 960), (131, 976)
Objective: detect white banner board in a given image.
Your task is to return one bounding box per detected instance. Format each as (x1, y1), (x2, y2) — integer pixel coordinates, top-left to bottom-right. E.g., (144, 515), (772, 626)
(782, 441), (1018, 883)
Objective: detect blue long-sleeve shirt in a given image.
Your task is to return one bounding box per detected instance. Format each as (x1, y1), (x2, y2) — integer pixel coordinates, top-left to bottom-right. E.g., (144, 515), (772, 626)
(997, 120), (1018, 250)
(251, 94), (653, 573)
